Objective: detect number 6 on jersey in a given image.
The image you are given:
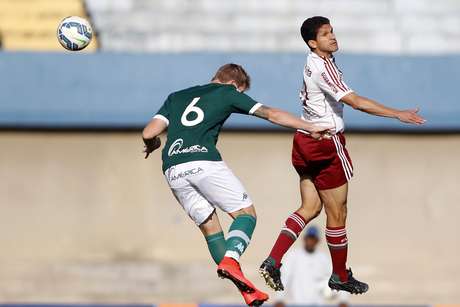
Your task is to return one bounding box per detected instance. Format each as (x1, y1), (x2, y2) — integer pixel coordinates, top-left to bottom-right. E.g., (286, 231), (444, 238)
(181, 97), (204, 127)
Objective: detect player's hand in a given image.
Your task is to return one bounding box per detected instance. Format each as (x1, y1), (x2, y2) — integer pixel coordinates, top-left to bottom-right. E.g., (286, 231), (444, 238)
(310, 126), (334, 140)
(143, 137), (161, 159)
(396, 108), (426, 125)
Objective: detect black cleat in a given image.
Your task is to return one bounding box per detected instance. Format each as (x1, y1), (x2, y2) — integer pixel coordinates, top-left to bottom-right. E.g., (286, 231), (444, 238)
(328, 268), (369, 295)
(258, 258), (284, 291)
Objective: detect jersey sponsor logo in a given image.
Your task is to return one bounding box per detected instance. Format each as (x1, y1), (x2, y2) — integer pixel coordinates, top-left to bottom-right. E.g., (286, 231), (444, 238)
(170, 167), (204, 181)
(168, 138), (208, 157)
(321, 72), (338, 93)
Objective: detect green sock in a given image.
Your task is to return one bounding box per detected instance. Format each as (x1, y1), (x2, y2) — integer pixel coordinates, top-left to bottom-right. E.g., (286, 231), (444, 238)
(225, 214), (257, 261)
(205, 231), (226, 264)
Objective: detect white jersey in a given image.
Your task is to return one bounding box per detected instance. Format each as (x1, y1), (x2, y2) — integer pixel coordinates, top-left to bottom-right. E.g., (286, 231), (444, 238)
(299, 52), (353, 134)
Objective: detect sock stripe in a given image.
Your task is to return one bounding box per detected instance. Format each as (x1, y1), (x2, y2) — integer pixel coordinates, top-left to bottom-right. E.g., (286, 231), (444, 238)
(206, 232), (225, 241)
(326, 228), (346, 233)
(326, 229), (347, 236)
(281, 227), (298, 239)
(289, 214), (306, 228)
(290, 213), (305, 226)
(327, 242), (348, 248)
(326, 229), (346, 235)
(206, 236), (225, 243)
(326, 231), (346, 235)
(326, 229), (346, 233)
(326, 233), (346, 238)
(225, 250), (240, 260)
(227, 230), (251, 245)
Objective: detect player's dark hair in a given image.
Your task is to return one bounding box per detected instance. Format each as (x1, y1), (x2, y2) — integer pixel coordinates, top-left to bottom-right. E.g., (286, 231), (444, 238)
(301, 16), (330, 51)
(212, 63), (251, 90)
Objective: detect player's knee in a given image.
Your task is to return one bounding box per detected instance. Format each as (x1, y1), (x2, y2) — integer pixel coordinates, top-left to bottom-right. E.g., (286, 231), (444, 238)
(313, 205), (323, 218)
(326, 201), (347, 223)
(245, 205), (257, 219)
(326, 210), (341, 224)
(233, 205), (257, 219)
(298, 200), (322, 220)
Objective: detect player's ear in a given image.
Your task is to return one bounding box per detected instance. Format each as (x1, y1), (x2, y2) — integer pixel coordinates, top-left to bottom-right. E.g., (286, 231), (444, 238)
(307, 39), (317, 50)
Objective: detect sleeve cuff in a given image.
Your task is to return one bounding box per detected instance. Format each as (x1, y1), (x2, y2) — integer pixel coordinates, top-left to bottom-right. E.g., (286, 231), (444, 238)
(249, 102), (263, 115)
(336, 90), (353, 102)
(153, 114), (169, 126)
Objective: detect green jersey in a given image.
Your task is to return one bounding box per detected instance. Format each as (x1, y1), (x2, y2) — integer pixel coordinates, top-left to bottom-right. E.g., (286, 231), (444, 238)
(154, 83), (262, 172)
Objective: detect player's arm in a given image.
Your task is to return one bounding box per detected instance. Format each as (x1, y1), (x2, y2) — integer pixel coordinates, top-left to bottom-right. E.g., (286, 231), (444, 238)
(253, 105), (331, 139)
(340, 92), (426, 125)
(142, 118), (167, 159)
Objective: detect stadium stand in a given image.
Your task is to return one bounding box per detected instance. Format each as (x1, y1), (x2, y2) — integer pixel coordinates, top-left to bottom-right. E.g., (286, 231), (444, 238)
(86, 0), (460, 54)
(0, 0), (98, 51)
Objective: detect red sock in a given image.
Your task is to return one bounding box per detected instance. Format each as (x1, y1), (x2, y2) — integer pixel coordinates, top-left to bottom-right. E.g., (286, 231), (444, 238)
(326, 226), (348, 282)
(268, 212), (306, 267)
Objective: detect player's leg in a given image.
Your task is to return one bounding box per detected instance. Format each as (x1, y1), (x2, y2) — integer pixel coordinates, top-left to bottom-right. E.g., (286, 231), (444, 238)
(192, 162), (258, 265)
(319, 182), (368, 294)
(224, 205), (257, 262)
(216, 204), (263, 294)
(166, 162), (267, 305)
(315, 134), (368, 294)
(260, 176), (322, 290)
(199, 206), (266, 306)
(199, 211), (226, 265)
(199, 205), (258, 269)
(191, 161), (268, 299)
(319, 183), (349, 280)
(165, 162), (225, 264)
(267, 176), (322, 266)
(260, 132), (323, 290)
(227, 206), (269, 306)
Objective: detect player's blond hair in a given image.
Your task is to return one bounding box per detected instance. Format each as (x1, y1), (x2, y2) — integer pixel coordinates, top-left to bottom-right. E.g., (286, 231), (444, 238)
(211, 63), (251, 90)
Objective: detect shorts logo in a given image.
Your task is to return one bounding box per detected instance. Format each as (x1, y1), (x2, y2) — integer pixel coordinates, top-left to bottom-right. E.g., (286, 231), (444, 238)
(170, 167), (204, 181)
(168, 138), (208, 157)
(242, 193), (248, 201)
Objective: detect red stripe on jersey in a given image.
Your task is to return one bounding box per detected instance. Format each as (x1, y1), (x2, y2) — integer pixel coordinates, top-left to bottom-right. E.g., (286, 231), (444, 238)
(324, 58), (347, 92)
(321, 56), (347, 92)
(325, 57), (349, 91)
(329, 58), (349, 90)
(324, 59), (347, 92)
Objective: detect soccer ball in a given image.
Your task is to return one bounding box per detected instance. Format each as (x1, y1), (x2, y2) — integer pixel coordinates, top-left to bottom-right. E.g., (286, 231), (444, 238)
(57, 16), (93, 51)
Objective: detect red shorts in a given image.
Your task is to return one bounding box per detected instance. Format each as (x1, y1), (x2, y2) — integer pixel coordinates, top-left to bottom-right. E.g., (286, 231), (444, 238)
(291, 131), (353, 190)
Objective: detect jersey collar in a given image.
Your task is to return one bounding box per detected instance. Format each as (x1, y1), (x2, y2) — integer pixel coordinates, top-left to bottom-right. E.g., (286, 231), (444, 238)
(309, 51), (335, 62)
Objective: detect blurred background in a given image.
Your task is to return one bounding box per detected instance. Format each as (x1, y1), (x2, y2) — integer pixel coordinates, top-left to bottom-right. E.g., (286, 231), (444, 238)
(0, 0), (459, 306)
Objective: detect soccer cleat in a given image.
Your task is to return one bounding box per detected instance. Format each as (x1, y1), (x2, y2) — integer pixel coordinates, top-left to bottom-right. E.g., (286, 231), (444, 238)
(328, 268), (369, 295)
(217, 256), (256, 293)
(240, 288), (269, 306)
(258, 258), (284, 291)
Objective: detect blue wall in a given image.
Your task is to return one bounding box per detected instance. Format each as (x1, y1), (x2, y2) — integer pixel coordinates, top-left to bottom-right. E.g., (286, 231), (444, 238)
(0, 52), (458, 131)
